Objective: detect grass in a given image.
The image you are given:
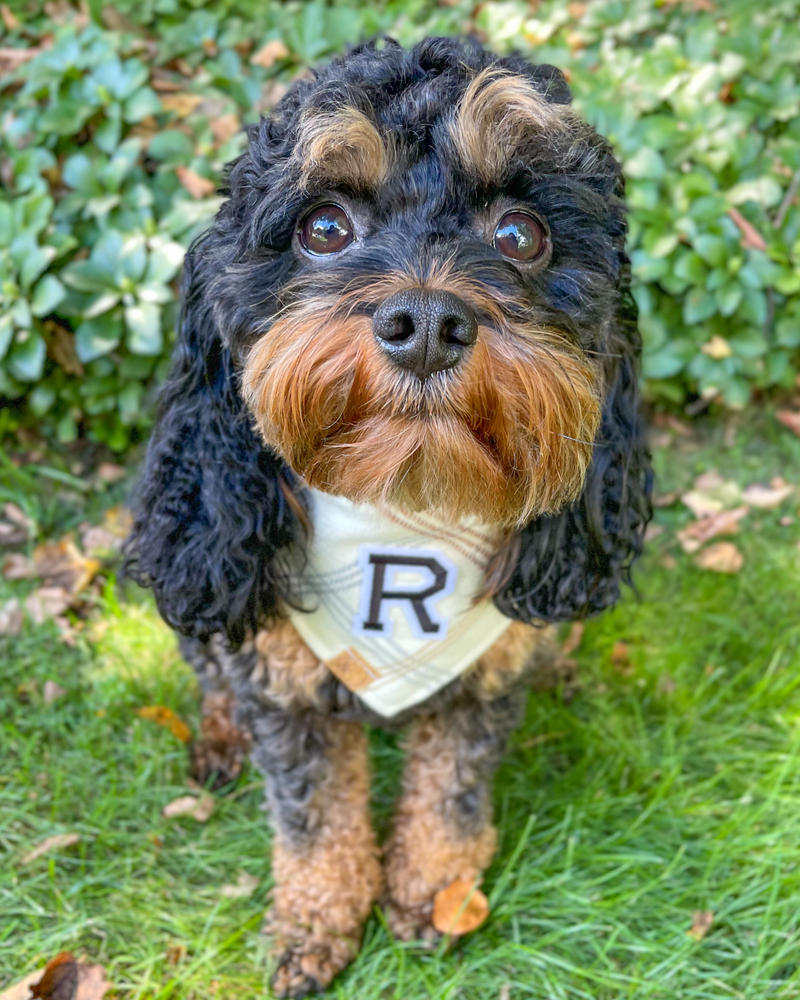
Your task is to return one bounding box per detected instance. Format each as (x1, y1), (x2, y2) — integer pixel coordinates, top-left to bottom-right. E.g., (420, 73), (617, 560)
(2, 409), (800, 999)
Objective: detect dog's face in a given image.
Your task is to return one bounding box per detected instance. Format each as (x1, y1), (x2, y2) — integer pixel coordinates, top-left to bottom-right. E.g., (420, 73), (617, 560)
(206, 45), (629, 528)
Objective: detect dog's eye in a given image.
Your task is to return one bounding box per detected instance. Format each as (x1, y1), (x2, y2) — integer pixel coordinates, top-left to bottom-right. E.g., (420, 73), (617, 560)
(493, 211), (548, 263)
(299, 204), (354, 255)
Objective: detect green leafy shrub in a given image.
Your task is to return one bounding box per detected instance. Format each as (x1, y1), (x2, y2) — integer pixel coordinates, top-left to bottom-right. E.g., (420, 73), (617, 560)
(1, 0), (798, 449)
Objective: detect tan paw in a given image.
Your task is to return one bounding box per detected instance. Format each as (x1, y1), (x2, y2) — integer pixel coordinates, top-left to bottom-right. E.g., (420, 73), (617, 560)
(382, 897), (440, 944)
(270, 937), (355, 998)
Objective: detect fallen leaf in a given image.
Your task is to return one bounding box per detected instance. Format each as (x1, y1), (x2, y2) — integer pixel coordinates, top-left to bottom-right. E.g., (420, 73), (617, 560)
(3, 552), (35, 580)
(681, 473), (742, 517)
(742, 480), (794, 509)
(176, 166), (215, 198)
(777, 410), (800, 437)
(652, 490), (680, 508)
(21, 832), (80, 865)
(78, 506), (132, 555)
(701, 335), (732, 360)
(29, 951), (110, 1000)
(0, 598), (23, 636)
(251, 38), (289, 68)
(220, 871), (260, 898)
(432, 878), (490, 935)
(688, 910), (714, 940)
(0, 968), (45, 1000)
(0, 47), (39, 73)
(644, 523), (664, 541)
(95, 463), (126, 484)
(165, 944), (186, 966)
(562, 621), (584, 655)
(0, 4), (20, 30)
(727, 207), (766, 251)
(151, 69), (183, 93)
(25, 587), (72, 624)
(136, 705), (192, 743)
(161, 93), (203, 117)
(0, 502), (31, 546)
(162, 794), (215, 822)
(43, 680), (67, 704)
(694, 542), (743, 573)
(211, 113), (240, 145)
(32, 538), (100, 594)
(676, 505), (749, 553)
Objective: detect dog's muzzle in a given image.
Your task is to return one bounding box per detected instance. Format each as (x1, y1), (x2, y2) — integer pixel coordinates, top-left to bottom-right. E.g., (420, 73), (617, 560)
(372, 289), (478, 379)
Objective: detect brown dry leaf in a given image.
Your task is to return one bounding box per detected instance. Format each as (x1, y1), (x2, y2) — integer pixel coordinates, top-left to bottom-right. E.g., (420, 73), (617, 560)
(432, 878), (490, 935)
(0, 502), (31, 546)
(220, 871), (260, 898)
(688, 910), (714, 940)
(727, 207), (766, 251)
(0, 47), (39, 73)
(28, 951), (110, 1000)
(742, 479), (794, 509)
(32, 538), (100, 594)
(0, 4), (20, 30)
(562, 621), (584, 655)
(0, 598), (23, 637)
(211, 113), (240, 145)
(252, 38), (290, 68)
(694, 542), (743, 574)
(777, 410), (800, 437)
(3, 552), (35, 580)
(681, 473), (742, 518)
(644, 523), (664, 541)
(162, 794), (215, 822)
(21, 832), (80, 865)
(95, 463), (126, 484)
(0, 967), (46, 1000)
(136, 705), (192, 743)
(176, 166), (216, 199)
(652, 490), (680, 508)
(79, 506), (132, 555)
(165, 944), (187, 966)
(676, 505), (749, 554)
(161, 93), (203, 117)
(25, 587), (72, 624)
(701, 335), (732, 360)
(44, 320), (84, 376)
(43, 680), (67, 704)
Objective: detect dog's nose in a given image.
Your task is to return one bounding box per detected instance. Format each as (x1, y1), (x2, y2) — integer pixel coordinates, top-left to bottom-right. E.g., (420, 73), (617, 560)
(372, 289), (478, 379)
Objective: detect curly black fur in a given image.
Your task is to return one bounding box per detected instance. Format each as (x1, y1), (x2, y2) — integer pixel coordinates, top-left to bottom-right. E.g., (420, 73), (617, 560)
(126, 34), (651, 646)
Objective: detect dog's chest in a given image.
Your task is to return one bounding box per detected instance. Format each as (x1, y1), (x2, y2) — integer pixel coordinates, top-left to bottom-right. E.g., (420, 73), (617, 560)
(286, 488), (512, 717)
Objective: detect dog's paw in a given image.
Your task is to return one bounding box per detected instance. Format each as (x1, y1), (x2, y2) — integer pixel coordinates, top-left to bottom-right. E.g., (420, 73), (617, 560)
(270, 939), (354, 998)
(382, 897), (440, 944)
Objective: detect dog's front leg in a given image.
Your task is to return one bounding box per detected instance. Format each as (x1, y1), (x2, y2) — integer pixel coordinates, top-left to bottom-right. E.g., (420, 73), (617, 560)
(383, 692), (524, 941)
(249, 708), (382, 997)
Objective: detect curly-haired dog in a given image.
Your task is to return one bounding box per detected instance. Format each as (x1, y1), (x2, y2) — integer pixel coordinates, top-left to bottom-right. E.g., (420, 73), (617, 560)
(126, 36), (651, 996)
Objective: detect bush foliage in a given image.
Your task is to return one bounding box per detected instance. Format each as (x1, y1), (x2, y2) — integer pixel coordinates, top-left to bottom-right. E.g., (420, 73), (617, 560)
(1, 0), (798, 448)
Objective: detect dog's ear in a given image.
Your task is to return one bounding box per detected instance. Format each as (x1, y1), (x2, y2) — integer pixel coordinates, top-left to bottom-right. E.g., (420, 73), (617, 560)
(124, 245), (300, 647)
(494, 289), (652, 624)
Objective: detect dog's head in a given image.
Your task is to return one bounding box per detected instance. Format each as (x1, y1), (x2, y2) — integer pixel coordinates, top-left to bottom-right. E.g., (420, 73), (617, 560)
(127, 37), (651, 643)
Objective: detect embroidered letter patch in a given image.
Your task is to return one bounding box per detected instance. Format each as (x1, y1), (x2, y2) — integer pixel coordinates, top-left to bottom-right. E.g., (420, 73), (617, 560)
(354, 546), (457, 639)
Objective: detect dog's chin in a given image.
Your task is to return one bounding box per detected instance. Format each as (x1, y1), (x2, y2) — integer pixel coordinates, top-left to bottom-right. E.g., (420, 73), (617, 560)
(242, 311), (602, 528)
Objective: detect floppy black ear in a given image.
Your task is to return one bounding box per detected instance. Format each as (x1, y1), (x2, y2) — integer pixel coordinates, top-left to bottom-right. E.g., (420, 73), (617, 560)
(124, 245), (300, 647)
(494, 288), (652, 624)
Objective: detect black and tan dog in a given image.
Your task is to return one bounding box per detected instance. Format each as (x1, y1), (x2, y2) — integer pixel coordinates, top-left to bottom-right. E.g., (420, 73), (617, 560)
(126, 36), (651, 997)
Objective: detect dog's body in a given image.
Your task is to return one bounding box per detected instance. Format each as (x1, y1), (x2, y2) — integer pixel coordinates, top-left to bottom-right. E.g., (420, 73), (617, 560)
(126, 37), (651, 996)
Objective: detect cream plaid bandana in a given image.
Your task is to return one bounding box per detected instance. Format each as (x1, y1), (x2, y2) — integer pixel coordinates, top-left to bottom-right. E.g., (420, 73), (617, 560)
(287, 488), (512, 717)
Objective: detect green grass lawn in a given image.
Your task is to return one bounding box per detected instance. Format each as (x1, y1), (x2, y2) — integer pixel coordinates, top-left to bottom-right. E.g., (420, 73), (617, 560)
(2, 410), (800, 999)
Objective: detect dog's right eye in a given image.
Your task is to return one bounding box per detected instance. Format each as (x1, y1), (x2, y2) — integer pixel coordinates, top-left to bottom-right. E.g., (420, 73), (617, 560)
(298, 204), (354, 255)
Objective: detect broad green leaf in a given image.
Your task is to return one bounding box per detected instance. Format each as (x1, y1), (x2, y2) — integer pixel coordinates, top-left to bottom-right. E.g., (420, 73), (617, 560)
(125, 301), (162, 355)
(8, 330), (46, 382)
(19, 245), (56, 290)
(31, 275), (66, 317)
(75, 315), (122, 362)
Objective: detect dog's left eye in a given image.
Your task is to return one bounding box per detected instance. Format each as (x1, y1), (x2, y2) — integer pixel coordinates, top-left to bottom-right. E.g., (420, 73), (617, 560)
(299, 204), (354, 255)
(493, 211), (549, 263)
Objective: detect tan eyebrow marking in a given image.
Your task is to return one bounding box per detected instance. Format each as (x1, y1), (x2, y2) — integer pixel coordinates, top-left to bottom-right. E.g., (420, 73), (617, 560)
(294, 105), (394, 191)
(449, 68), (573, 183)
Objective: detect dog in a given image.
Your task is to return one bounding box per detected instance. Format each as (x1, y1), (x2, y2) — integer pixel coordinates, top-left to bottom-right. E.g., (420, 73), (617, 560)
(125, 36), (651, 997)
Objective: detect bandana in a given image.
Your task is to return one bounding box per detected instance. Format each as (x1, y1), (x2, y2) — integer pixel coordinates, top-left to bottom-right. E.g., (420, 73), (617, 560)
(286, 488), (512, 717)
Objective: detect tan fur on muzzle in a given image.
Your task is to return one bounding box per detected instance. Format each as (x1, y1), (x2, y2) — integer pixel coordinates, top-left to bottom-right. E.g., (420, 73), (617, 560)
(241, 272), (601, 527)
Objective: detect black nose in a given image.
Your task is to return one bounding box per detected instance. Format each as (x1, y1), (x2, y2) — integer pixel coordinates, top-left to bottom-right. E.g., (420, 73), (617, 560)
(372, 289), (478, 379)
